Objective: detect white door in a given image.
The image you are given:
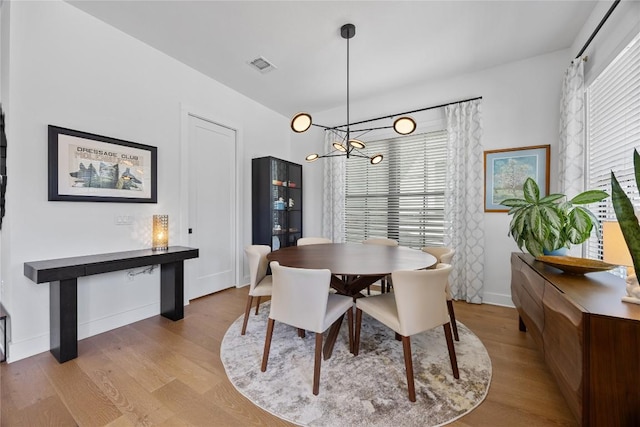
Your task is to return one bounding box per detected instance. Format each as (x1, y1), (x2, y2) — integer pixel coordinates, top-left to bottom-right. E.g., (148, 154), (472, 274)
(187, 115), (236, 299)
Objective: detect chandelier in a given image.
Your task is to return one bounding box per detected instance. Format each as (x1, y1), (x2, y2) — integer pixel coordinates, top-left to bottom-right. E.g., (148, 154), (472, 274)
(290, 23), (417, 165)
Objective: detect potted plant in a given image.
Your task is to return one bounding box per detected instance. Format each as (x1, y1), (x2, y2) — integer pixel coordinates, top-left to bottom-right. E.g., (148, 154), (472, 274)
(611, 149), (640, 302)
(500, 178), (608, 257)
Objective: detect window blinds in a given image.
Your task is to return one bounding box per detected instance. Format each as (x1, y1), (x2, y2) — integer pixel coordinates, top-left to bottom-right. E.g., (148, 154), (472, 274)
(586, 32), (640, 260)
(345, 130), (447, 249)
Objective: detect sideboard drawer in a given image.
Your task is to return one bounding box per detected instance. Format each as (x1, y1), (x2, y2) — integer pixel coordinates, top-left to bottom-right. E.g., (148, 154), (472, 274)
(521, 260), (545, 302)
(519, 281), (544, 346)
(543, 282), (584, 423)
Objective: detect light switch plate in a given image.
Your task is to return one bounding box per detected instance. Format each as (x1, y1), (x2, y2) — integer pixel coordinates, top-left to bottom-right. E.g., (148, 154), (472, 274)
(115, 215), (133, 225)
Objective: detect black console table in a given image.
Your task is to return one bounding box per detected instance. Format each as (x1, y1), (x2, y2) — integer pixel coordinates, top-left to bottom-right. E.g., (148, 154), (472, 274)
(24, 246), (199, 363)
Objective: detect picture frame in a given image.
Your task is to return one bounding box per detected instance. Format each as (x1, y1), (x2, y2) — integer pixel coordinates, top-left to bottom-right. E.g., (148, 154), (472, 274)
(48, 125), (157, 203)
(484, 144), (550, 212)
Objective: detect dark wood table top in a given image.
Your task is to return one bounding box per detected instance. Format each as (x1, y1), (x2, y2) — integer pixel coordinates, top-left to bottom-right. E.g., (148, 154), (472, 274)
(24, 246), (199, 283)
(267, 243), (436, 276)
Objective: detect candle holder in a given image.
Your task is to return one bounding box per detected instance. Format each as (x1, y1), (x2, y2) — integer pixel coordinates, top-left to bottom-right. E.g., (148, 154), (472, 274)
(152, 214), (169, 251)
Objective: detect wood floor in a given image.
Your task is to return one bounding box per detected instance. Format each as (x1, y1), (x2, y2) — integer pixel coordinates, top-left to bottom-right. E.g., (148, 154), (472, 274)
(1, 286), (577, 426)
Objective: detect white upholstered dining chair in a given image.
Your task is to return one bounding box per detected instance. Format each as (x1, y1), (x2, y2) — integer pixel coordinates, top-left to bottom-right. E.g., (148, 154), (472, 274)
(241, 245), (273, 335)
(421, 246), (459, 341)
(354, 264), (459, 402)
(261, 261), (354, 395)
(362, 238), (399, 293)
(297, 237), (332, 246)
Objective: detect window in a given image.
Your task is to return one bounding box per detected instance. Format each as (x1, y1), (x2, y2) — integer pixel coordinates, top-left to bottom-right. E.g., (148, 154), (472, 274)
(586, 32), (640, 260)
(345, 130), (447, 248)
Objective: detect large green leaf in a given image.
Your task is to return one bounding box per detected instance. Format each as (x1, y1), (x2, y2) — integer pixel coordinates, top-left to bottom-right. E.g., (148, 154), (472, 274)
(529, 206), (545, 242)
(525, 238), (544, 257)
(570, 190), (609, 205)
(544, 232), (563, 252)
(501, 198), (531, 208)
(612, 171), (640, 274)
(539, 205), (562, 231)
(569, 207), (592, 234)
(582, 207), (603, 240)
(539, 193), (565, 204)
(523, 178), (540, 203)
(513, 211), (527, 237)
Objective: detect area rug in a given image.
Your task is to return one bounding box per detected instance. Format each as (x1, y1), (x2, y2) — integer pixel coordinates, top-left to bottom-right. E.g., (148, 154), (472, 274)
(221, 302), (491, 426)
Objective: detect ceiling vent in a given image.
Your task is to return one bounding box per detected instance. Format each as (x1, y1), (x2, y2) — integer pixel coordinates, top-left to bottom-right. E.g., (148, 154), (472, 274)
(248, 56), (277, 74)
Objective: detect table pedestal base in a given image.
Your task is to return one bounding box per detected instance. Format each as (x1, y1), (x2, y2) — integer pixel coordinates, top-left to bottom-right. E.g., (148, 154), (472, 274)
(324, 274), (384, 359)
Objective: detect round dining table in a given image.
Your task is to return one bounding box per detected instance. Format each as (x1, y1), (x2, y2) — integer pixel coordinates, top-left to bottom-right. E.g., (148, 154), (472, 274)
(267, 243), (437, 358)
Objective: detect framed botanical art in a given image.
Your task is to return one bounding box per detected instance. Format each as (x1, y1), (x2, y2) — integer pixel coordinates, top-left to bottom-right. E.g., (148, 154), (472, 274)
(484, 144), (550, 212)
(48, 125), (157, 203)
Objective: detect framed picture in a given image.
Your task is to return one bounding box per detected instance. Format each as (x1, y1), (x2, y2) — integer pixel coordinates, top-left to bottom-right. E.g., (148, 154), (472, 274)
(48, 125), (157, 203)
(484, 144), (550, 212)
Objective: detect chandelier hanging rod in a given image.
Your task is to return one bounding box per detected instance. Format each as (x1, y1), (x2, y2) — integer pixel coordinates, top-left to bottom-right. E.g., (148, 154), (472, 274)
(329, 125), (395, 133)
(329, 96), (483, 131)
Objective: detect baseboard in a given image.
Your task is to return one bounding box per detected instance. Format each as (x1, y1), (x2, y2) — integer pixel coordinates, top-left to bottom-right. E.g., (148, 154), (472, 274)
(78, 301), (160, 339)
(7, 301), (165, 363)
(481, 292), (515, 308)
(7, 333), (50, 363)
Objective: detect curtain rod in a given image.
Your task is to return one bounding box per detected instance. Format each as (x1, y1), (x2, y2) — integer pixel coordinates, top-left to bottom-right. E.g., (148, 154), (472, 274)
(330, 96), (483, 130)
(575, 0), (620, 59)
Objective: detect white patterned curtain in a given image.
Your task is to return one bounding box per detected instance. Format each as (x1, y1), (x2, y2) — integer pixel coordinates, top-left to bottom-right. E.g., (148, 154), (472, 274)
(444, 99), (484, 304)
(321, 131), (346, 242)
(558, 58), (585, 197)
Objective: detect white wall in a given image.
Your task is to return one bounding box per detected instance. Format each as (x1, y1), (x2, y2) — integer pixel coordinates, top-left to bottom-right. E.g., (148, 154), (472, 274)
(308, 49), (570, 306)
(2, 0), (290, 362)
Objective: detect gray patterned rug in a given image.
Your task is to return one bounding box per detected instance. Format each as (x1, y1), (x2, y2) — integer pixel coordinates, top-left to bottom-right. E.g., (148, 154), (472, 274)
(221, 301), (491, 426)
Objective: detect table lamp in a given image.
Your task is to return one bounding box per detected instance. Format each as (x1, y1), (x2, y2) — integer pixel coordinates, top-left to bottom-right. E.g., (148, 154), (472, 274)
(152, 214), (169, 251)
(603, 221), (640, 304)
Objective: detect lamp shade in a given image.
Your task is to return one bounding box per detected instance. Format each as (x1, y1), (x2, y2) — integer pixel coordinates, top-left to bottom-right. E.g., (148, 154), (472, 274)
(305, 153), (319, 162)
(393, 116), (417, 135)
(348, 139), (366, 149)
(291, 113), (312, 133)
(152, 214), (169, 251)
(370, 154), (383, 164)
(603, 221), (633, 266)
(333, 142), (347, 152)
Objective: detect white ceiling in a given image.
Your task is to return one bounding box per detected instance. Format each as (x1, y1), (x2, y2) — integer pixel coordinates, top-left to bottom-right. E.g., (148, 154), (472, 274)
(67, 0), (598, 118)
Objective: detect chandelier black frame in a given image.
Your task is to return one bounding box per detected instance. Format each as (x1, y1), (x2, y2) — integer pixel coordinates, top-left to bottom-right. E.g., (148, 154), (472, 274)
(291, 23), (417, 165)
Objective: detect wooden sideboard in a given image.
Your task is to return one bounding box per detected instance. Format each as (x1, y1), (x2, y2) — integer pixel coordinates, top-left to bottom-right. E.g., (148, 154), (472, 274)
(511, 253), (640, 426)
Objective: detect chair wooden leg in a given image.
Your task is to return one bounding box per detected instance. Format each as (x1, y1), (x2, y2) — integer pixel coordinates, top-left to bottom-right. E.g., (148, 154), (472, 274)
(254, 296), (262, 315)
(313, 332), (323, 395)
(401, 335), (416, 402)
(447, 300), (459, 341)
(241, 295), (254, 335)
(298, 328), (306, 338)
(346, 306), (354, 354)
(261, 318), (275, 372)
(354, 308), (362, 356)
(443, 323), (460, 379)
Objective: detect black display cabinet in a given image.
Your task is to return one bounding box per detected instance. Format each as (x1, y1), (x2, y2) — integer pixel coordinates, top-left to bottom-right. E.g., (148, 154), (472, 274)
(252, 156), (302, 249)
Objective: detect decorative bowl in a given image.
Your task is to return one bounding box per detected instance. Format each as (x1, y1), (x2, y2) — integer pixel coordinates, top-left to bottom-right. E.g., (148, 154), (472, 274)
(535, 255), (617, 275)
